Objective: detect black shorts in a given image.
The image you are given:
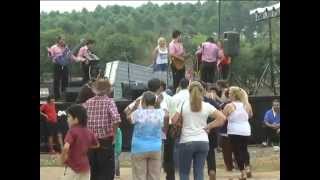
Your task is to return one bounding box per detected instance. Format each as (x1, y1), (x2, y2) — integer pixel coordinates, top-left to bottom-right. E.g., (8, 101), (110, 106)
(45, 121), (61, 137)
(58, 116), (69, 135)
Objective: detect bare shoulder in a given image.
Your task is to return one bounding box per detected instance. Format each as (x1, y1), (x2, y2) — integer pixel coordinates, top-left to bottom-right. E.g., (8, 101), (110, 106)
(224, 102), (234, 110)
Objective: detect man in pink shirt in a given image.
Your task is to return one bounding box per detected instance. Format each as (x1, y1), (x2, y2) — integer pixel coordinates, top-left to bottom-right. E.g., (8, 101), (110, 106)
(47, 36), (69, 99)
(77, 39), (95, 84)
(196, 37), (220, 84)
(169, 30), (186, 92)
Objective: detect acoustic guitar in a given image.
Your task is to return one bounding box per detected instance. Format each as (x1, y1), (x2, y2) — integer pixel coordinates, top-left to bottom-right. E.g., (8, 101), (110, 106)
(170, 53), (192, 70)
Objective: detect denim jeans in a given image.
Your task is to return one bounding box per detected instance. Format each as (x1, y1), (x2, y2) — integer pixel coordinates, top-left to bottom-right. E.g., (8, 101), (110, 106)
(179, 141), (209, 180)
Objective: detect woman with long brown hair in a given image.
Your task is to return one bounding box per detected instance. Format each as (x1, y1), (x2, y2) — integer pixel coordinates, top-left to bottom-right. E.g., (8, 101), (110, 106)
(177, 81), (226, 180)
(223, 86), (253, 180)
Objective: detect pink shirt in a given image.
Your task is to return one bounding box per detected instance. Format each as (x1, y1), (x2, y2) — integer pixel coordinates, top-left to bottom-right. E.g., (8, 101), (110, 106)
(77, 45), (89, 62)
(48, 44), (65, 63)
(169, 40), (185, 57)
(199, 42), (219, 63)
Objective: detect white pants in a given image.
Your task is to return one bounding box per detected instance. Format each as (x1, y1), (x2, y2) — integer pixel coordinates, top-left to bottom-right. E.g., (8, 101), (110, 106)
(61, 167), (90, 180)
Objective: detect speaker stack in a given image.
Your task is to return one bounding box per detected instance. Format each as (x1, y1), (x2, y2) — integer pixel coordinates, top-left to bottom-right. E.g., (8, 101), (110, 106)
(223, 31), (240, 57)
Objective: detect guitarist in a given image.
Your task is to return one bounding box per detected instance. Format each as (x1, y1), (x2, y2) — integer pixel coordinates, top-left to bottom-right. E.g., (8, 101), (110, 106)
(77, 39), (95, 84)
(169, 30), (186, 93)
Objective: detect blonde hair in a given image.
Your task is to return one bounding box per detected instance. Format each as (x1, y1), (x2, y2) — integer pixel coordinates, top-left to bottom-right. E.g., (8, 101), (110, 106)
(229, 86), (249, 104)
(189, 81), (204, 112)
(157, 37), (166, 47)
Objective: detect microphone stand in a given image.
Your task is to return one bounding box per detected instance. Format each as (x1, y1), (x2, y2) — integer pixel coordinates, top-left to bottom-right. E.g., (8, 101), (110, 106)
(123, 51), (131, 89)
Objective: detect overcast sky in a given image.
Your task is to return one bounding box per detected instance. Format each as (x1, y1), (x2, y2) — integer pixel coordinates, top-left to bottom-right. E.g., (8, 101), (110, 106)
(40, 1), (204, 13)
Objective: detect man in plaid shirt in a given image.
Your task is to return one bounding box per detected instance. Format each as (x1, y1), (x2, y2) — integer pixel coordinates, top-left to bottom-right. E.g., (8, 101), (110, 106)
(83, 79), (121, 180)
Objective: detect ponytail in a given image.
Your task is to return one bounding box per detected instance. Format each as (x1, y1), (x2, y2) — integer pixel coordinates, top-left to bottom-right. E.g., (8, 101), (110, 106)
(189, 81), (204, 112)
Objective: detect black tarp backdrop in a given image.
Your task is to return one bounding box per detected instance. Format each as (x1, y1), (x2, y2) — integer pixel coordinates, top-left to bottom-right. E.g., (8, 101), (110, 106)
(40, 96), (279, 152)
(248, 95), (280, 144)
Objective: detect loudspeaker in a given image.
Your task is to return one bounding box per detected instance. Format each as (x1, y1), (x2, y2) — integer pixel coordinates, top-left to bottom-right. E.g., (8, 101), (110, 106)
(223, 31), (240, 57)
(121, 82), (147, 100)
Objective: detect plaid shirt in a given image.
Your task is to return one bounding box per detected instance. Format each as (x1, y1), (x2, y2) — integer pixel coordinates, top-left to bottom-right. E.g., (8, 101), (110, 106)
(83, 95), (121, 139)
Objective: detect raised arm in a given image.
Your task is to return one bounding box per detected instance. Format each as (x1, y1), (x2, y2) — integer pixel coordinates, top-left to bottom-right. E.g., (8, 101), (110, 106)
(222, 103), (235, 117)
(124, 98), (141, 123)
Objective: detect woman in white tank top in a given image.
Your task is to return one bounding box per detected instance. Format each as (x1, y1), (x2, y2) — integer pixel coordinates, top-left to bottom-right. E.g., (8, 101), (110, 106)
(152, 37), (169, 82)
(223, 86), (253, 180)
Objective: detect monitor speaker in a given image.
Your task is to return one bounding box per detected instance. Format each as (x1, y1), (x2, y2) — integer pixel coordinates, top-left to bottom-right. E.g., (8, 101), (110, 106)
(121, 82), (147, 100)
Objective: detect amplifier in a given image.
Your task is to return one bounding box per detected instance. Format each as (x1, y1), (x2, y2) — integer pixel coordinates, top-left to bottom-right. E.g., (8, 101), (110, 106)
(121, 82), (147, 100)
(65, 87), (82, 102)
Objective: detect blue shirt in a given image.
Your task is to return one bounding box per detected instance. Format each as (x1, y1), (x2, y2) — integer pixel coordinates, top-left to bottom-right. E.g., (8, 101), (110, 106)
(264, 109), (280, 124)
(131, 108), (164, 154)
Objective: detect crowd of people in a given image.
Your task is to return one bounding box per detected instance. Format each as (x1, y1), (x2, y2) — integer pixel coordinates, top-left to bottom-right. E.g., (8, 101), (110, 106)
(41, 30), (280, 180)
(40, 76), (280, 180)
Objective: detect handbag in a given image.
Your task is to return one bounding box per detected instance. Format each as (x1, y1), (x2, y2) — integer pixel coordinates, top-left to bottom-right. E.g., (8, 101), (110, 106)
(169, 102), (185, 139)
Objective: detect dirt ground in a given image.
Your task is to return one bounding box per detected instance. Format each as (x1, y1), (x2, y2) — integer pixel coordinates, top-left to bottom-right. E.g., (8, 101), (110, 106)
(40, 146), (280, 180)
(41, 167), (279, 180)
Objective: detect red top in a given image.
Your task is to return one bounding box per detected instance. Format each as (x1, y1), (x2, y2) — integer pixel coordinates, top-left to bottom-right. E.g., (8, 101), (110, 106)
(219, 49), (231, 65)
(64, 126), (98, 173)
(40, 103), (57, 123)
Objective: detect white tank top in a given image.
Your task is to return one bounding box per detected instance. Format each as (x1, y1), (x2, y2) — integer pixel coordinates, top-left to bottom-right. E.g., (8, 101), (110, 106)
(227, 102), (251, 136)
(156, 47), (168, 64)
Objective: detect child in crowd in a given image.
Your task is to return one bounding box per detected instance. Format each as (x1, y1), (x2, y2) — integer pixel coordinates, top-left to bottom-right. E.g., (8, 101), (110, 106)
(115, 127), (123, 178)
(60, 104), (99, 180)
(40, 95), (63, 153)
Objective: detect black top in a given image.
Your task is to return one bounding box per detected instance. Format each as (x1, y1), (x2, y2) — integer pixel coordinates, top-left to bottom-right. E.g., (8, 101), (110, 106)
(218, 101), (232, 134)
(75, 84), (95, 104)
(203, 96), (222, 148)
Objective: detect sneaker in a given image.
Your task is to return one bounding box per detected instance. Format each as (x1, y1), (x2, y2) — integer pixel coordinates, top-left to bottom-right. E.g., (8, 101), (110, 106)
(262, 142), (267, 147)
(273, 146), (280, 152)
(217, 147), (222, 153)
